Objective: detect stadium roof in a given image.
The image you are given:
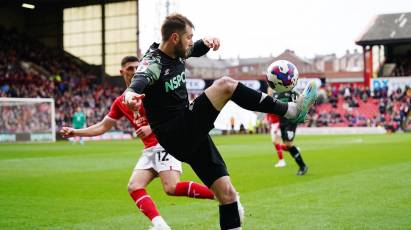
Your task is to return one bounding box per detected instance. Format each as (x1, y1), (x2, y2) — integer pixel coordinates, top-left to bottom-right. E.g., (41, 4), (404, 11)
(356, 12), (411, 46)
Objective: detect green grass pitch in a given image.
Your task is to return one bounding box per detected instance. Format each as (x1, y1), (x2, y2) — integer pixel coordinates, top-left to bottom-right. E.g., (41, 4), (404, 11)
(1, 133), (411, 229)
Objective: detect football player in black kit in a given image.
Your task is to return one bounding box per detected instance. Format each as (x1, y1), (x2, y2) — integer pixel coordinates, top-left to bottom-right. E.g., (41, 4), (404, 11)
(272, 89), (309, 176)
(124, 13), (317, 230)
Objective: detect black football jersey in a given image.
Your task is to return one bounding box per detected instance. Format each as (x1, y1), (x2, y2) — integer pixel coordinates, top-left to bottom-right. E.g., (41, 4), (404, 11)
(127, 40), (210, 128)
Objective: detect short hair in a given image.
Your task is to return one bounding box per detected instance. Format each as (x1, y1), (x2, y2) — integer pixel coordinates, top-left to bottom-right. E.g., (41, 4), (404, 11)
(121, 56), (139, 67)
(161, 13), (194, 42)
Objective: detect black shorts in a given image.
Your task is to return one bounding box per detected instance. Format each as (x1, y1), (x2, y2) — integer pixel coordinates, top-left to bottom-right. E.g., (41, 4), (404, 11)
(153, 93), (228, 187)
(280, 123), (297, 142)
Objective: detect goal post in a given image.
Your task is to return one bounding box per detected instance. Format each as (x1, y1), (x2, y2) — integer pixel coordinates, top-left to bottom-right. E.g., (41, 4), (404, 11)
(0, 97), (56, 143)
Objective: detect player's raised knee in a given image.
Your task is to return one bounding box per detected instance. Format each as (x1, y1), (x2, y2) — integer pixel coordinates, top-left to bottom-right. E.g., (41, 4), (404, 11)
(213, 76), (237, 95)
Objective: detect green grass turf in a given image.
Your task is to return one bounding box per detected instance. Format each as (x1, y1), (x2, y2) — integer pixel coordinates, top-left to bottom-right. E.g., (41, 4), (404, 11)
(0, 133), (410, 229)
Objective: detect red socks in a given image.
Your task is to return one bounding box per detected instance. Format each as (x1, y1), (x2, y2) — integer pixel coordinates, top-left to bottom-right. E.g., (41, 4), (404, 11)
(175, 181), (214, 199)
(129, 189), (160, 221)
(129, 182), (213, 222)
(275, 143), (284, 159)
(281, 143), (289, 151)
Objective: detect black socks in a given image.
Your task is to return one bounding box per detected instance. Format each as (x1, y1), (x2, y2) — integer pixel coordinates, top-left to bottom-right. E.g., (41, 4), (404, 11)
(289, 146), (306, 169)
(219, 202), (241, 230)
(231, 83), (288, 116)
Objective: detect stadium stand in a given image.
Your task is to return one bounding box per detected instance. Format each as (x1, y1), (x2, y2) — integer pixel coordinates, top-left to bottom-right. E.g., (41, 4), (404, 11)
(0, 26), (133, 134)
(308, 84), (410, 132)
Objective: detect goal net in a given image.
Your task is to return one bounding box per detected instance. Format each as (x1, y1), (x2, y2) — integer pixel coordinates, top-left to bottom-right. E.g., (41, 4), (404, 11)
(0, 98), (55, 143)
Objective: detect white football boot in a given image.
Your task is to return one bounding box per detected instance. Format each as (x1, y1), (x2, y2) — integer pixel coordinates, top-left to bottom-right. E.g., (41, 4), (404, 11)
(149, 216), (171, 230)
(275, 159), (286, 167)
(236, 193), (245, 224)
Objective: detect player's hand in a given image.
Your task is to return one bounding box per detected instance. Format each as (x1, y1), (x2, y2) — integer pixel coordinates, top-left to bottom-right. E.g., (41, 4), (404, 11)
(123, 92), (145, 111)
(60, 127), (75, 138)
(135, 125), (152, 139)
(202, 37), (220, 51)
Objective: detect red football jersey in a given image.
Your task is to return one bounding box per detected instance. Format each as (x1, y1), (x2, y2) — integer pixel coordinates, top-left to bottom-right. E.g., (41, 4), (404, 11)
(108, 95), (158, 148)
(266, 113), (280, 124)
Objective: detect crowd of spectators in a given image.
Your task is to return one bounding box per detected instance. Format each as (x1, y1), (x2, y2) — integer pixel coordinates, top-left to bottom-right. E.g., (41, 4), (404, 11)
(0, 27), (133, 134)
(307, 83), (410, 132)
(0, 102), (51, 133)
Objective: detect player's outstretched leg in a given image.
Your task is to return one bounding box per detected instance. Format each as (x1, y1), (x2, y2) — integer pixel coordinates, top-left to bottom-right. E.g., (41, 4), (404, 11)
(289, 80), (318, 124)
(226, 78), (317, 122)
(129, 189), (171, 230)
(229, 80), (288, 116)
(174, 181), (215, 199)
(128, 170), (171, 230)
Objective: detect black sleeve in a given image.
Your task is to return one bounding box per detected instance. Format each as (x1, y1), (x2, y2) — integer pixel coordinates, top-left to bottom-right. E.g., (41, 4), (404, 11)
(127, 59), (161, 93)
(188, 39), (210, 57)
(127, 74), (149, 94)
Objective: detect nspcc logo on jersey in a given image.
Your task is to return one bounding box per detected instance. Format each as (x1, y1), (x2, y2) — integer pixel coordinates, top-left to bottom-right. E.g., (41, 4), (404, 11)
(165, 72), (186, 92)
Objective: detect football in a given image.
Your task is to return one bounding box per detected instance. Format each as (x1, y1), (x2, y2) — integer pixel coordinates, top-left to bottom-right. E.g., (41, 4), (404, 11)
(266, 60), (299, 93)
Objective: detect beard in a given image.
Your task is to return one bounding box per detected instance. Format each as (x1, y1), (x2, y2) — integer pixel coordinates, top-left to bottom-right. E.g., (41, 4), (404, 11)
(174, 40), (188, 58)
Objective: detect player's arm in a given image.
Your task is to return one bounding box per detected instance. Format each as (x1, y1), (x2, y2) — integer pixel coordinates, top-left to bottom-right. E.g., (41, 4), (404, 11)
(188, 38), (219, 57)
(135, 125), (153, 139)
(60, 116), (116, 138)
(124, 60), (160, 109)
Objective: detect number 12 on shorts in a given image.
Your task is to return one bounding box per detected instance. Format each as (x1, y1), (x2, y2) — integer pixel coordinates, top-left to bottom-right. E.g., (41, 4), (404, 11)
(156, 150), (169, 162)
